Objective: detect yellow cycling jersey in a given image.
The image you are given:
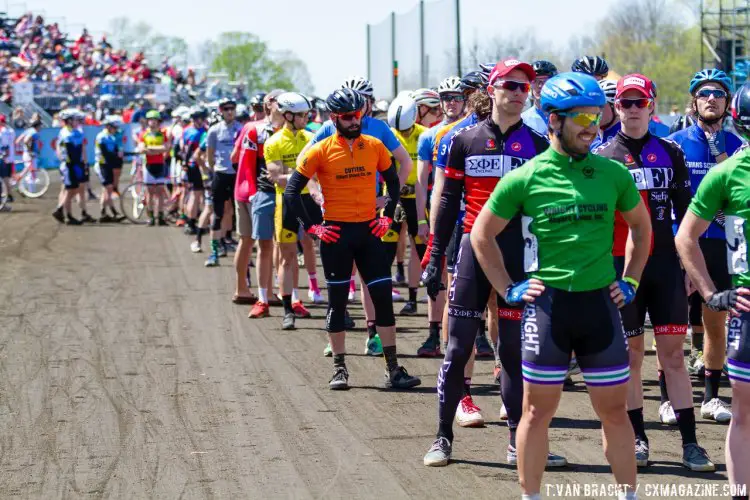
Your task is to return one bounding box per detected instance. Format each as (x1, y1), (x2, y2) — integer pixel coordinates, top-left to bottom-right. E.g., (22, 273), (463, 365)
(264, 127), (313, 194)
(391, 123), (426, 199)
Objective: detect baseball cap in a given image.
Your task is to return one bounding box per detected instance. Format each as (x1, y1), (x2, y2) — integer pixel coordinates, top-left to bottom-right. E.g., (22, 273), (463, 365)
(616, 74), (655, 99)
(0, 115), (7, 123)
(489, 58), (536, 85)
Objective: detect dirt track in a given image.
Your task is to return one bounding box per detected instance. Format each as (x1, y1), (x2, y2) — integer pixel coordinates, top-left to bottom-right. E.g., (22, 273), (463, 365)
(0, 180), (737, 499)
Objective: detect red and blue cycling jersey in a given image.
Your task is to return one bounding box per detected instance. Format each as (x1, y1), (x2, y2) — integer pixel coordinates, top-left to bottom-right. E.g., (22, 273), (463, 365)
(182, 126), (207, 168)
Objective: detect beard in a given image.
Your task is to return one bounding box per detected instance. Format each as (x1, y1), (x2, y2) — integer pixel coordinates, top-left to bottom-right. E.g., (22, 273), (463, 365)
(560, 123), (594, 158)
(336, 121), (362, 139)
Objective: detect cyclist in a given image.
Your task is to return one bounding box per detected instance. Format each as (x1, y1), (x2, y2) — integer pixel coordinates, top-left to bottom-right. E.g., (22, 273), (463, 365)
(53, 109), (88, 225)
(521, 60), (558, 136)
(571, 55), (610, 81)
(384, 95), (427, 316)
(286, 87), (420, 391)
(249, 92), (266, 121)
(469, 71), (651, 499)
(589, 79), (619, 151)
(182, 107), (209, 250)
(17, 117), (42, 193)
(204, 97), (243, 267)
(94, 116), (124, 223)
(0, 114), (14, 204)
(423, 59), (558, 467)
(169, 108), (188, 227)
(235, 89), (287, 317)
(675, 82), (750, 500)
(265, 92), (317, 330)
(137, 109), (171, 226)
(669, 114), (696, 135)
(413, 88), (443, 127)
(415, 76), (467, 357)
(669, 68), (743, 423)
(595, 74), (714, 471)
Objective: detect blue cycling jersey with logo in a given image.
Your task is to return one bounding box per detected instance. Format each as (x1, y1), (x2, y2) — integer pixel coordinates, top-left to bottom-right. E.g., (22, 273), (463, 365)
(668, 122), (743, 239)
(58, 127), (85, 166)
(310, 115), (401, 152)
(182, 126), (207, 167)
(417, 119), (449, 162)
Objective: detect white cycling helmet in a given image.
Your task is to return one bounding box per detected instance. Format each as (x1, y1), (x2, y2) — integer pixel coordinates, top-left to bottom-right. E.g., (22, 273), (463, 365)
(276, 92), (312, 114)
(341, 75), (374, 97)
(598, 79), (618, 104)
(387, 95), (417, 131)
(413, 88), (441, 107)
(438, 76), (462, 95)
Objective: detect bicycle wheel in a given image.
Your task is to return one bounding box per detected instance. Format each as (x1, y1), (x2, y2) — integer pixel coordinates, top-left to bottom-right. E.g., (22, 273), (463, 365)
(18, 168), (50, 198)
(120, 181), (149, 224)
(0, 177), (8, 211)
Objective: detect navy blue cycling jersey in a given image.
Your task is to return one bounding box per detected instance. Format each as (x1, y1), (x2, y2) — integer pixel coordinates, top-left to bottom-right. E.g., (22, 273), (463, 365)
(668, 122), (743, 239)
(57, 127), (85, 166)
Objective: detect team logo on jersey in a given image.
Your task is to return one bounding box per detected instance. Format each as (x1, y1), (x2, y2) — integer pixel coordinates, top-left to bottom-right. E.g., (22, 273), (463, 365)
(242, 136), (257, 151)
(464, 155), (528, 177)
(358, 140), (366, 150)
(629, 167), (673, 190)
(656, 206), (667, 220)
(624, 154), (634, 164)
(485, 138), (497, 150)
(511, 142), (522, 152)
(582, 165), (595, 178)
(647, 153), (657, 163)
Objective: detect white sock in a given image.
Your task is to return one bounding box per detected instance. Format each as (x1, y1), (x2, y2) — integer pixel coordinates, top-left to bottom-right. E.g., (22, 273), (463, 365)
(522, 495), (540, 500)
(258, 288), (268, 303)
(292, 288), (300, 302)
(618, 491), (637, 500)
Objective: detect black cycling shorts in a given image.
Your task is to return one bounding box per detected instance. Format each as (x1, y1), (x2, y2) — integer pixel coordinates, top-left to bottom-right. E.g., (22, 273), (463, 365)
(521, 287), (630, 386)
(96, 163), (114, 187)
(185, 167), (204, 191)
(700, 238), (732, 292)
(211, 172), (236, 218)
(320, 221), (393, 289)
(275, 192), (322, 243)
(614, 254), (688, 338)
(727, 310), (750, 383)
(399, 197), (419, 239)
(689, 292), (703, 327)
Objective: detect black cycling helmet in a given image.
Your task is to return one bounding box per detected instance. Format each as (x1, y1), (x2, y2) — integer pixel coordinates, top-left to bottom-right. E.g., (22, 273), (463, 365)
(731, 83), (750, 140)
(460, 71), (488, 91)
(190, 106), (208, 120)
(532, 60), (558, 78)
(249, 92), (266, 107)
(218, 97), (236, 108)
(326, 88), (365, 114)
(571, 55), (609, 77)
(668, 114), (696, 134)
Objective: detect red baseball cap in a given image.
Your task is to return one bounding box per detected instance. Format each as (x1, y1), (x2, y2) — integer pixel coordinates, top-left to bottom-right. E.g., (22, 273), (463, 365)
(0, 115), (7, 123)
(616, 74), (655, 99)
(489, 58), (536, 85)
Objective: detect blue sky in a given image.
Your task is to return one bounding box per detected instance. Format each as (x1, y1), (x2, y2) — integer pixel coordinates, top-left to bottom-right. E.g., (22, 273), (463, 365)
(23, 0), (655, 95)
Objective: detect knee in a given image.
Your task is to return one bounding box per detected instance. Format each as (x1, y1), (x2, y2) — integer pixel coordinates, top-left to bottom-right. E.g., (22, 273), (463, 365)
(659, 345), (687, 372)
(523, 401), (556, 426)
(368, 282), (395, 327)
(597, 401), (629, 426)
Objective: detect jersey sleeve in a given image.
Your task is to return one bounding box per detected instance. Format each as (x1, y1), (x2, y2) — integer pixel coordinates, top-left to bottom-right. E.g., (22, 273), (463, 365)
(417, 130), (433, 162)
(297, 143), (321, 178)
(664, 140), (692, 225)
(435, 133), (453, 170)
(615, 161), (643, 213)
(487, 167), (527, 220)
(442, 133), (466, 181)
(206, 126), (217, 150)
(689, 163), (728, 222)
(263, 133), (281, 163)
(310, 121), (334, 145)
(376, 141), (393, 172)
(374, 119), (401, 152)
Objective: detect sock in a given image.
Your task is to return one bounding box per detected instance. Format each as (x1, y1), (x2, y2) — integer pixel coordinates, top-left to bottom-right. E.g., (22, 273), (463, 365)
(196, 229), (204, 245)
(658, 370), (669, 404)
(704, 369), (722, 402)
(477, 319), (486, 338)
(383, 345), (398, 373)
(309, 272), (320, 293)
(428, 321), (440, 340)
(731, 496), (748, 500)
(367, 320), (377, 339)
(333, 353), (346, 368)
(692, 331), (704, 351)
(463, 377), (471, 397)
(522, 494), (541, 500)
(282, 294), (293, 315)
(82, 210), (89, 217)
(409, 287), (417, 303)
(442, 341), (448, 352)
(349, 275), (356, 293)
(617, 491), (637, 500)
(492, 340), (502, 366)
(627, 408), (648, 442)
(675, 407), (697, 446)
(225, 229), (232, 240)
(291, 288), (300, 303)
(110, 205), (118, 216)
(396, 262), (405, 277)
(210, 239), (219, 255)
(258, 288), (268, 303)
(188, 218), (197, 229)
(100, 207), (106, 216)
(509, 426), (517, 448)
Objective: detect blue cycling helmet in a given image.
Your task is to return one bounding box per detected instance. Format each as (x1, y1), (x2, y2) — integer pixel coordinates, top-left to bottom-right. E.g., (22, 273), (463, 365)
(689, 69), (732, 95)
(540, 72), (606, 113)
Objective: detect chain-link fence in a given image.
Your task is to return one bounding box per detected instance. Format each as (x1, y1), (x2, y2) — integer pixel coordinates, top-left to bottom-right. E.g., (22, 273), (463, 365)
(367, 0), (459, 99)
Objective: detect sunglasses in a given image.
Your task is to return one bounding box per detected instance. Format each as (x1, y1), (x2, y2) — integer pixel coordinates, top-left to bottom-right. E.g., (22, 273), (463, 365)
(493, 80), (531, 93)
(557, 111), (602, 128)
(695, 88), (728, 99)
(441, 94), (465, 103)
(220, 106), (236, 111)
(336, 110), (362, 121)
(616, 98), (653, 109)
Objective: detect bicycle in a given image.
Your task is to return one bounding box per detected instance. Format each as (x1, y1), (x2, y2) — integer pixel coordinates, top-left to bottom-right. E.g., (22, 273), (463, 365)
(10, 159), (50, 198)
(120, 162), (182, 224)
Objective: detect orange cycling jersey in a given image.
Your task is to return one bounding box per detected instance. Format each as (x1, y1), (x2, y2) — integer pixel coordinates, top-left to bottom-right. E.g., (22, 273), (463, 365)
(297, 133), (392, 223)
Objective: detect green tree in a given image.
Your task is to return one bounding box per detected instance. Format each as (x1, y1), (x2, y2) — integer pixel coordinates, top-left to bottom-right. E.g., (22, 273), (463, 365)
(209, 32), (312, 93)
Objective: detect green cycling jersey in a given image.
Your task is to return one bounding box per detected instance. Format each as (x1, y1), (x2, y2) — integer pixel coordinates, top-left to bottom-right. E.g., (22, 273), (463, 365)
(487, 148), (641, 292)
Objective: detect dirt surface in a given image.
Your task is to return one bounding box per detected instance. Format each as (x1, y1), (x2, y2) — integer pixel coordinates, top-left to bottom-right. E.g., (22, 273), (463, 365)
(0, 181), (737, 499)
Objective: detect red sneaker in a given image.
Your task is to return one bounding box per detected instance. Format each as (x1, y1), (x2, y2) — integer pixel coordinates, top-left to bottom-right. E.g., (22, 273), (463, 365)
(249, 302), (270, 318)
(175, 218), (186, 227)
(292, 301), (311, 319)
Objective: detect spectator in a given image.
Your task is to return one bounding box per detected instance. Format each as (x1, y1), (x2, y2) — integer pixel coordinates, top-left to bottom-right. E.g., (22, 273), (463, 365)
(12, 107), (27, 129)
(122, 102), (135, 123)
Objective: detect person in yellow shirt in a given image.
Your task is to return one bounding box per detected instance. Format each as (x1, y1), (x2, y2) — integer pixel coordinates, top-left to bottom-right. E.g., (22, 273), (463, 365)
(265, 92), (319, 330)
(384, 95), (428, 315)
